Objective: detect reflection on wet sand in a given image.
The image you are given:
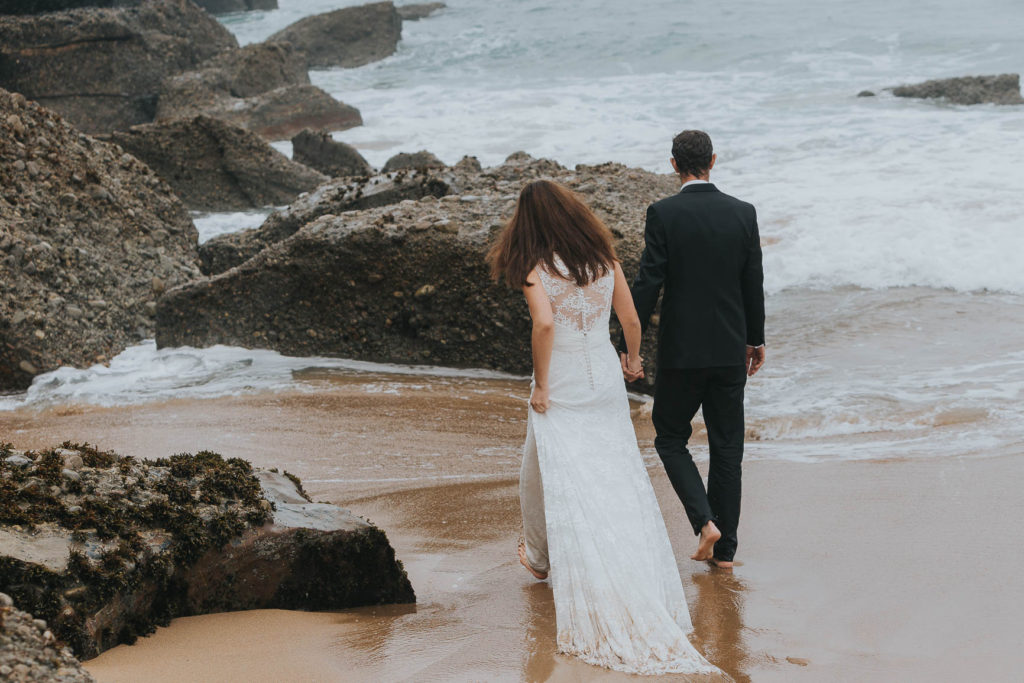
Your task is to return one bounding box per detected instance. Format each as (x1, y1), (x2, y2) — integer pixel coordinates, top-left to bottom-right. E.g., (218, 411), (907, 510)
(690, 571), (749, 683)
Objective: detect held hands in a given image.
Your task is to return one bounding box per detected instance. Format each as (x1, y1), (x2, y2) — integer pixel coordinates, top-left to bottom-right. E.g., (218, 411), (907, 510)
(746, 345), (765, 377)
(530, 384), (550, 413)
(619, 353), (644, 383)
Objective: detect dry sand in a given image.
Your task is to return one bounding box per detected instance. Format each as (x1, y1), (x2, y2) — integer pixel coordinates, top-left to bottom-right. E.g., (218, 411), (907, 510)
(2, 374), (1021, 681)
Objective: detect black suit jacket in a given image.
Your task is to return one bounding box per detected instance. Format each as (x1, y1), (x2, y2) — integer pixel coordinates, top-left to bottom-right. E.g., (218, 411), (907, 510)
(620, 183), (765, 369)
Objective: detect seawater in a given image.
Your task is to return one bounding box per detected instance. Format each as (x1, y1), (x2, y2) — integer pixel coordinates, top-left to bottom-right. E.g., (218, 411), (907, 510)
(219, 0), (1024, 294)
(2, 0), (1022, 463)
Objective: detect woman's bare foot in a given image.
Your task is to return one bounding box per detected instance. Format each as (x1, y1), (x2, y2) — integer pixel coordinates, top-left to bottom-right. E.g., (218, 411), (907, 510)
(690, 521), (722, 561)
(518, 541), (548, 580)
(707, 557), (734, 571)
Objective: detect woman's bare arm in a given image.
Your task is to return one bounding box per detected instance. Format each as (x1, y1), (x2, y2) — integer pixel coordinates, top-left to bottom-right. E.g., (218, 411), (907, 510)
(612, 262), (643, 380)
(523, 268), (555, 412)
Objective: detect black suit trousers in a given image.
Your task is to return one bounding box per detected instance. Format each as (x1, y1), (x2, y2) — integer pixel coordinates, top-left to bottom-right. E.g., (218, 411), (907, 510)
(652, 365), (746, 561)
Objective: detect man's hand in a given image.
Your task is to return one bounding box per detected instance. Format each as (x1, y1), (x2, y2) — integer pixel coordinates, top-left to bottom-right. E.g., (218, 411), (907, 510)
(530, 384), (550, 413)
(746, 345), (765, 377)
(620, 353), (644, 383)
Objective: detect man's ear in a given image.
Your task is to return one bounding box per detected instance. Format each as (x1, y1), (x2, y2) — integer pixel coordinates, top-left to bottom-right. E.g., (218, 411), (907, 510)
(708, 153), (717, 171)
(670, 158), (679, 174)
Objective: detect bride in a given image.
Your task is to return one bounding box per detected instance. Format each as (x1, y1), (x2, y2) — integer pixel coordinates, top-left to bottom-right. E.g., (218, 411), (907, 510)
(487, 180), (720, 676)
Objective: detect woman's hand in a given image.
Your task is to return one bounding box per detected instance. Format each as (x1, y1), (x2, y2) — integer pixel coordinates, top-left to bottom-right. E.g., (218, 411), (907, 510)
(620, 353), (644, 382)
(530, 384), (550, 413)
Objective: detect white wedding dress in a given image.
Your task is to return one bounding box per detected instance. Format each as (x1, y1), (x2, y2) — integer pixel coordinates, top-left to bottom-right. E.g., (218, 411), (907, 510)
(526, 258), (720, 676)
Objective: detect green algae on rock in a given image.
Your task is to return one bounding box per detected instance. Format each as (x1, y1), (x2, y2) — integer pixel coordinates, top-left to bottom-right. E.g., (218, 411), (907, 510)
(0, 443), (415, 660)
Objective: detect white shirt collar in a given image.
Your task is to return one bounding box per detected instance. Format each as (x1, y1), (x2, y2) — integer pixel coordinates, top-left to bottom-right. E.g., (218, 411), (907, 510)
(680, 179), (710, 190)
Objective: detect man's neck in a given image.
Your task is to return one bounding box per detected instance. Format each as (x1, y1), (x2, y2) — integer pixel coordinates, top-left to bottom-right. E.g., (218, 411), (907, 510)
(678, 173), (710, 185)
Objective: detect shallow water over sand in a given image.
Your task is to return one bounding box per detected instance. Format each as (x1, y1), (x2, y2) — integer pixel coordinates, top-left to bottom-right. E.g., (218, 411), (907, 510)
(1, 286), (1022, 680)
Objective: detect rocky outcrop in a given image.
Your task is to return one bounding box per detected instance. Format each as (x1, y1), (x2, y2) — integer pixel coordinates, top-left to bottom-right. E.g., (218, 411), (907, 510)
(291, 129), (372, 177)
(397, 2), (445, 20)
(155, 42), (363, 140)
(192, 0), (276, 13)
(266, 1), (402, 68)
(158, 154), (676, 386)
(0, 0), (238, 133)
(197, 166), (452, 275)
(382, 150), (445, 172)
(891, 74), (1023, 105)
(0, 1), (139, 14)
(0, 442), (415, 660)
(0, 88), (200, 392)
(109, 116), (328, 211)
(0, 593), (93, 682)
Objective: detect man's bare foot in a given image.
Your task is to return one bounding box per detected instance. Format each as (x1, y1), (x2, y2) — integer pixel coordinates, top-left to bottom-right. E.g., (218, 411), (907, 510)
(518, 541), (548, 580)
(690, 521), (721, 561)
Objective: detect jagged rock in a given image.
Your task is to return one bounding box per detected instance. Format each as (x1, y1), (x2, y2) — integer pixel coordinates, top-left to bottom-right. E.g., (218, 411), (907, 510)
(891, 74), (1023, 105)
(266, 1), (402, 68)
(0, 1), (139, 13)
(397, 2), (445, 20)
(155, 42), (363, 140)
(0, 592), (94, 682)
(0, 443), (414, 660)
(291, 129), (372, 177)
(382, 150), (445, 172)
(158, 154), (677, 386)
(0, 88), (200, 392)
(192, 0), (276, 14)
(198, 167), (451, 275)
(209, 84), (362, 141)
(158, 41), (309, 107)
(109, 116), (328, 211)
(0, 0), (238, 133)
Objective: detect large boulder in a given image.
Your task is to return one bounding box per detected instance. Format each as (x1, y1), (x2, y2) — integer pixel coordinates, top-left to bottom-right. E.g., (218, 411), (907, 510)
(0, 1), (138, 14)
(108, 116), (328, 211)
(382, 149), (445, 172)
(0, 592), (93, 682)
(266, 1), (402, 69)
(891, 74), (1023, 105)
(0, 0), (238, 133)
(191, 0), (276, 14)
(291, 128), (372, 177)
(397, 2), (445, 20)
(198, 166), (453, 275)
(0, 88), (200, 393)
(157, 155), (677, 384)
(155, 42), (363, 140)
(0, 443), (415, 660)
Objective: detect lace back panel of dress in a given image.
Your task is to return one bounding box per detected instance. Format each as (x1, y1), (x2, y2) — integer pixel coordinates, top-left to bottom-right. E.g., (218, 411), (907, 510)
(537, 257), (615, 334)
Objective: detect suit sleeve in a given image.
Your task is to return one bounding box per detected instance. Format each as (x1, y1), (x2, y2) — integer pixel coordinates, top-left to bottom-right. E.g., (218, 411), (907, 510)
(617, 205), (668, 354)
(742, 207), (766, 346)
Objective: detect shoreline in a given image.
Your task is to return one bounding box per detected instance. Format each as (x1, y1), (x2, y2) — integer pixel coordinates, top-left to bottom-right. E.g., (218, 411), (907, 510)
(79, 455), (1024, 681)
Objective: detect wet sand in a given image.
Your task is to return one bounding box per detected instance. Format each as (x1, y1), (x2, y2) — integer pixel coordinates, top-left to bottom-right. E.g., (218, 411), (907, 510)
(2, 376), (1022, 681)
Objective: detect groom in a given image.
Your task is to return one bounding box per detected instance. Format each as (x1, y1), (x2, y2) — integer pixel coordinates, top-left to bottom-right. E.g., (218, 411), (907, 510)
(619, 130), (765, 569)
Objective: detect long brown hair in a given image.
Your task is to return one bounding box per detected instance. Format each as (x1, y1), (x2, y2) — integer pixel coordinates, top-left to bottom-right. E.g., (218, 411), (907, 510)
(487, 180), (617, 287)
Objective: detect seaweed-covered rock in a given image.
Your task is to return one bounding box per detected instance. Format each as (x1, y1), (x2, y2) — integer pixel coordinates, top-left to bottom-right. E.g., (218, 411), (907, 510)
(0, 442), (414, 660)
(266, 1), (402, 69)
(891, 74), (1023, 105)
(0, 592), (93, 682)
(198, 166), (451, 275)
(192, 0), (276, 14)
(155, 42), (362, 140)
(158, 154), (677, 387)
(291, 128), (372, 177)
(109, 115), (328, 211)
(0, 88), (200, 392)
(382, 149), (445, 172)
(397, 2), (445, 20)
(0, 0), (238, 133)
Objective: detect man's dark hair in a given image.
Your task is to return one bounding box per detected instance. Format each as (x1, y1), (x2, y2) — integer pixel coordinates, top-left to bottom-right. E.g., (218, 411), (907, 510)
(671, 130), (714, 177)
